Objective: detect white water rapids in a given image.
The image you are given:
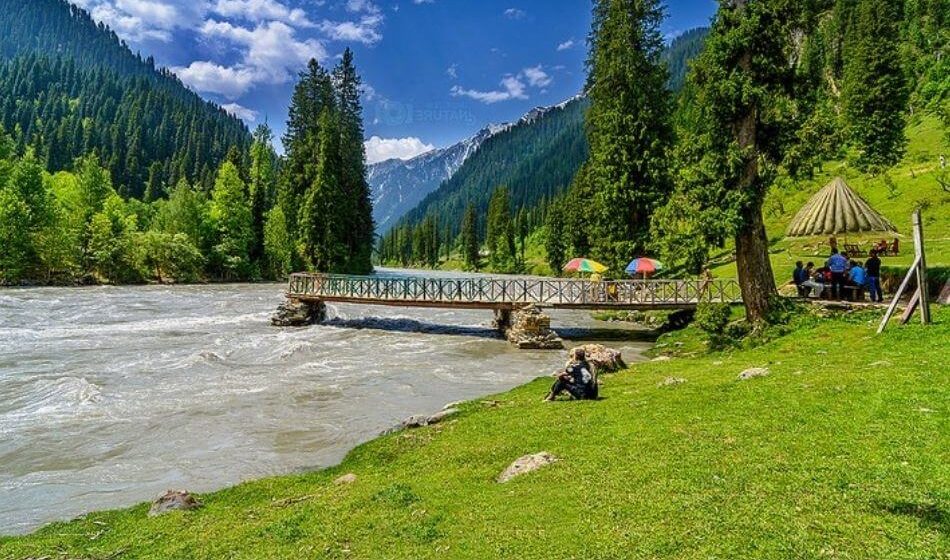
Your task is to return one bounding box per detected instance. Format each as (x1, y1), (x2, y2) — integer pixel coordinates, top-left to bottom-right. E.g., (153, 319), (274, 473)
(0, 274), (650, 534)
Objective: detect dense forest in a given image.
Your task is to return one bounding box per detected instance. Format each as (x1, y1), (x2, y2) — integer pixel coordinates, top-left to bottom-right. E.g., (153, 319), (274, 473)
(377, 28), (712, 270)
(0, 0), (250, 196)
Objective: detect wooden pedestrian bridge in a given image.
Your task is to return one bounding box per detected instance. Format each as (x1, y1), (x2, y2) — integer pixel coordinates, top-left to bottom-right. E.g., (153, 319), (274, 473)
(281, 272), (743, 348)
(287, 272), (742, 311)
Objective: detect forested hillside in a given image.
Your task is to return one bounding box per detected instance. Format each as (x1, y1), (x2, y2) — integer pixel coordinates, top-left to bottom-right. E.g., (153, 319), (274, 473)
(662, 27), (708, 91)
(0, 0), (250, 197)
(377, 26), (712, 270)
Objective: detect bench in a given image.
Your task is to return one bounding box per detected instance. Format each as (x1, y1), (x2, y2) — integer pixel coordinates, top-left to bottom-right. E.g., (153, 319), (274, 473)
(842, 285), (866, 301)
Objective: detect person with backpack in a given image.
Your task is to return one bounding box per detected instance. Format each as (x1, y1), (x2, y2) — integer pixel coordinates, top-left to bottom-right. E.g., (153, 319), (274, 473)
(543, 348), (598, 401)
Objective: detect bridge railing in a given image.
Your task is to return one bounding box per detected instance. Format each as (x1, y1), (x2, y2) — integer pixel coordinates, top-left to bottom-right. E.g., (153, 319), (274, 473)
(288, 273), (742, 307)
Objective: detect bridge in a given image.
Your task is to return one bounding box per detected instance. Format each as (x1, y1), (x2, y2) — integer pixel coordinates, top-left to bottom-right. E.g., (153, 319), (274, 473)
(282, 272), (742, 349)
(287, 272), (743, 310)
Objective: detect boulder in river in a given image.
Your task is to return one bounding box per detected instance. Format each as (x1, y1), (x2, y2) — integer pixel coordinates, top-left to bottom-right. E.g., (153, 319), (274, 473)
(148, 490), (201, 517)
(271, 299), (326, 327)
(497, 452), (558, 483)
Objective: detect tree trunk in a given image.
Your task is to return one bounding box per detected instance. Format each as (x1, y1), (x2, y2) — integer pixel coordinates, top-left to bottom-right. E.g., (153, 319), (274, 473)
(733, 30), (777, 324)
(735, 200), (776, 324)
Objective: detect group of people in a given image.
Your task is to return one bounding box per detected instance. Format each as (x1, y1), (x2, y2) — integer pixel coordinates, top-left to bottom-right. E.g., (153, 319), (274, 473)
(793, 249), (884, 302)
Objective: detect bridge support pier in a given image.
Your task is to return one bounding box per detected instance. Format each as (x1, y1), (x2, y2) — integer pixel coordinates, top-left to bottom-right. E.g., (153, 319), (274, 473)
(271, 298), (326, 327)
(502, 306), (563, 350)
(492, 309), (512, 332)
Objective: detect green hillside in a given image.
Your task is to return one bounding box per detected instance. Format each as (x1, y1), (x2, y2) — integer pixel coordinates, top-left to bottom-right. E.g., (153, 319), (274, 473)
(0, 0), (251, 197)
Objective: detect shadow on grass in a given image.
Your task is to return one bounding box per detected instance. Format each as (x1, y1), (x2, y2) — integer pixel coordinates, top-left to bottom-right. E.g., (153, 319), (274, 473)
(880, 500), (949, 535)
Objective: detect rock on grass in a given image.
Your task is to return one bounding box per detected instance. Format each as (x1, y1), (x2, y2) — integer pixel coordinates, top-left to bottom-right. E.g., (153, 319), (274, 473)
(738, 367), (769, 380)
(497, 452), (557, 483)
(148, 490), (201, 517)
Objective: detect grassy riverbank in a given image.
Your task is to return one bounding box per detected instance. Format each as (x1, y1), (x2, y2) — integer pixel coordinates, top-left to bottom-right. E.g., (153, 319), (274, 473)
(3, 306), (947, 559)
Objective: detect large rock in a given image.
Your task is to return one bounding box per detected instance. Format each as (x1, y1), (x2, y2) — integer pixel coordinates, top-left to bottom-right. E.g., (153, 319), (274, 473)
(271, 299), (325, 327)
(738, 367), (769, 380)
(395, 408), (460, 431)
(148, 490), (201, 517)
(497, 452), (558, 483)
(569, 344), (626, 373)
(505, 306), (564, 350)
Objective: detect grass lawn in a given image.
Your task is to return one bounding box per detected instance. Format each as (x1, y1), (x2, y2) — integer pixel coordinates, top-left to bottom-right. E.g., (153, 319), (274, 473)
(3, 306), (947, 559)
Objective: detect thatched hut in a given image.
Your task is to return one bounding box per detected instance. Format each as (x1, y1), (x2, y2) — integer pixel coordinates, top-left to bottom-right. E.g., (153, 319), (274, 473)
(786, 177), (896, 237)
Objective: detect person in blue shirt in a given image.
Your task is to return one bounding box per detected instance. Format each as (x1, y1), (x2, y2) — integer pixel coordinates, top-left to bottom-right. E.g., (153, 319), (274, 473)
(826, 250), (849, 299)
(847, 260), (867, 300)
(793, 261), (808, 296)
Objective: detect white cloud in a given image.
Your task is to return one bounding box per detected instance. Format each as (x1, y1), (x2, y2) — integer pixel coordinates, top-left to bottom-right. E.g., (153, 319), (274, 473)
(75, 0), (206, 43)
(451, 75), (527, 104)
(175, 20), (327, 97)
(212, 0), (314, 27)
(364, 136), (435, 164)
(503, 8), (526, 20)
(450, 65), (550, 104)
(522, 65), (551, 87)
(221, 102), (259, 122)
(172, 61), (257, 98)
(318, 14), (383, 44)
(557, 39), (575, 51)
(446, 63), (458, 79)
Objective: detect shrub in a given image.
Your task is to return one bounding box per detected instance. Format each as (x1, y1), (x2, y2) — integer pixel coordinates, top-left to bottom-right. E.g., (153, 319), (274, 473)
(694, 303), (731, 336)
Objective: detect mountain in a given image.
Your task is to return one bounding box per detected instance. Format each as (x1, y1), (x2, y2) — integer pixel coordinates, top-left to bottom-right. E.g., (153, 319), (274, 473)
(0, 0), (250, 197)
(369, 27), (709, 233)
(368, 94), (587, 233)
(663, 27), (709, 92)
(396, 95), (590, 238)
(368, 127), (491, 233)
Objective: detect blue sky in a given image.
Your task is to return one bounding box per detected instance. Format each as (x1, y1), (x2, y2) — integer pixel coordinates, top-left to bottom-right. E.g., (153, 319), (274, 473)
(71, 0), (716, 161)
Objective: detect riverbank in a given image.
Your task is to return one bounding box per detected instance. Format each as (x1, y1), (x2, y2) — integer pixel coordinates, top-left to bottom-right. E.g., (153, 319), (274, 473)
(3, 305), (946, 558)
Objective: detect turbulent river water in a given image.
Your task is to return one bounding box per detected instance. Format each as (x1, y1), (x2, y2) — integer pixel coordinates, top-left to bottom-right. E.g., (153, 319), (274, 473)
(0, 272), (651, 534)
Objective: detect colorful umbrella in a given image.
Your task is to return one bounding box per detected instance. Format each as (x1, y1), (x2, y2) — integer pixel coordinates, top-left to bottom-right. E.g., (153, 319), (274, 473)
(563, 258), (608, 274)
(625, 257), (664, 276)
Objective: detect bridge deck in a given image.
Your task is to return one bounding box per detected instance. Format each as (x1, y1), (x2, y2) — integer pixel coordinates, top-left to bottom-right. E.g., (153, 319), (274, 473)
(287, 273), (742, 310)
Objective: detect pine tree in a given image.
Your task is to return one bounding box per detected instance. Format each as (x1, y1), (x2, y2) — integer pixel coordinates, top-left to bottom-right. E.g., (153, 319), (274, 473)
(841, 0), (909, 169)
(486, 186), (516, 272)
(657, 0), (804, 323)
(578, 0), (673, 272)
(461, 203), (479, 271)
(544, 202), (567, 273)
(248, 124), (276, 271)
(334, 48), (375, 274)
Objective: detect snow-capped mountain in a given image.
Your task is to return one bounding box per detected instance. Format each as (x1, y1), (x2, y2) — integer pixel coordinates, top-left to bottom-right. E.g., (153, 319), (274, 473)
(368, 127), (492, 232)
(367, 94), (585, 233)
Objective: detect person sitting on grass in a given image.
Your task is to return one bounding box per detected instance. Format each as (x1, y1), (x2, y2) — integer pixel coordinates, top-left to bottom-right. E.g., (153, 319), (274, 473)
(544, 348), (598, 401)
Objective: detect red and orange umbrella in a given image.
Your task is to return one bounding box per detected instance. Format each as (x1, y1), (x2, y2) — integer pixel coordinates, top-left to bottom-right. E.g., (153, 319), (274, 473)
(625, 257), (664, 276)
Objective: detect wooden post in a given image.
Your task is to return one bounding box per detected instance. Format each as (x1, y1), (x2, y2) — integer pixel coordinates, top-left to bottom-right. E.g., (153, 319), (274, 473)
(878, 209), (930, 333)
(912, 209), (931, 324)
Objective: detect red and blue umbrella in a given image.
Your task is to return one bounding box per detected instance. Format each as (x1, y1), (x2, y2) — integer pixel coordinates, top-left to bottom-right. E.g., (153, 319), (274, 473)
(625, 257), (664, 276)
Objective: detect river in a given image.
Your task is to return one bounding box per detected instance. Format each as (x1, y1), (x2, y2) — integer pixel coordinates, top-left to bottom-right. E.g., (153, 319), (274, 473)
(0, 273), (651, 534)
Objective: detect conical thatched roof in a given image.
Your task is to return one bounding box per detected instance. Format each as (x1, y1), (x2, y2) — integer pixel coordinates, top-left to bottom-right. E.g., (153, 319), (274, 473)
(786, 177), (896, 237)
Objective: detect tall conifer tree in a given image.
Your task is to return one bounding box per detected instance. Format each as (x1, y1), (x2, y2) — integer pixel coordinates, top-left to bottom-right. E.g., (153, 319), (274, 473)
(580, 0), (672, 271)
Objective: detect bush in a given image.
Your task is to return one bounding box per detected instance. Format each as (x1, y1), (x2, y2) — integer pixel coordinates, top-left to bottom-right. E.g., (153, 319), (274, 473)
(694, 303), (731, 335)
